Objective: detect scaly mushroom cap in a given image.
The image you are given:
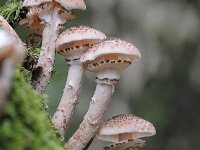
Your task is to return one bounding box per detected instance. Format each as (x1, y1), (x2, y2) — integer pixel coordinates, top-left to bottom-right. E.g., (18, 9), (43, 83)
(96, 114), (156, 142)
(56, 0), (86, 10)
(80, 38), (141, 84)
(23, 0), (86, 10)
(56, 25), (106, 61)
(104, 139), (147, 150)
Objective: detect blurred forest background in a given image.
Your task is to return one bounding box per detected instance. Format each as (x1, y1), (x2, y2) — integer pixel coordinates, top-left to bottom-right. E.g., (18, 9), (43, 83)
(1, 0), (200, 150)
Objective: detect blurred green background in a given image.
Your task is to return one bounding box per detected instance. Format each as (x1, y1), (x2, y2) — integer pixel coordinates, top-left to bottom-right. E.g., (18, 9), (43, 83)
(1, 0), (200, 150)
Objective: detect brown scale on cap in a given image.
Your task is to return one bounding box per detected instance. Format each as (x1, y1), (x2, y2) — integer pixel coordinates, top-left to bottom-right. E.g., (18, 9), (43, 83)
(104, 139), (147, 150)
(97, 114), (156, 142)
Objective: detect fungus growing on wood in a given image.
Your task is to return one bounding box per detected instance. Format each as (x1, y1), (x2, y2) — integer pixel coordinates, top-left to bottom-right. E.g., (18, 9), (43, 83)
(52, 25), (106, 135)
(23, 0), (86, 93)
(67, 38), (141, 150)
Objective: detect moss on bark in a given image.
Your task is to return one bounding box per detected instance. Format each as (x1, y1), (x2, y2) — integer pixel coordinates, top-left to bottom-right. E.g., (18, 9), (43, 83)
(0, 68), (66, 150)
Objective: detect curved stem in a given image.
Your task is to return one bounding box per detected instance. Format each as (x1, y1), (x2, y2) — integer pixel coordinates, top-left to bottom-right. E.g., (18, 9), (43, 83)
(32, 8), (59, 94)
(66, 83), (113, 150)
(52, 63), (84, 135)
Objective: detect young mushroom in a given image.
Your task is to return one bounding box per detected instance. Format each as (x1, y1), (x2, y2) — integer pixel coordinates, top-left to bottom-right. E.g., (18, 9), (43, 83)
(23, 0), (86, 93)
(104, 139), (147, 150)
(52, 25), (106, 136)
(67, 38), (141, 150)
(96, 114), (156, 142)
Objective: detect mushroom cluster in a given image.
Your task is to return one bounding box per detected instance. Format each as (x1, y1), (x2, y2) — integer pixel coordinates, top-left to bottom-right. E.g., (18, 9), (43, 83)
(0, 0), (156, 149)
(22, 0), (86, 93)
(40, 1), (156, 150)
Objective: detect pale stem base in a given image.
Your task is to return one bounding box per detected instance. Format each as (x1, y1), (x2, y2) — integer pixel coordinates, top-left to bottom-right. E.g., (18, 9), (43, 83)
(66, 83), (113, 150)
(52, 64), (84, 135)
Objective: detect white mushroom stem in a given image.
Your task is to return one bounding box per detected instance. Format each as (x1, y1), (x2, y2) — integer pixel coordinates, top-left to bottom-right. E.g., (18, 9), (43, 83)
(32, 7), (60, 94)
(0, 59), (14, 114)
(66, 83), (113, 150)
(52, 63), (84, 135)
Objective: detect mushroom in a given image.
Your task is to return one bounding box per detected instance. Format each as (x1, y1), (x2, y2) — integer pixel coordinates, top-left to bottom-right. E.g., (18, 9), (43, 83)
(0, 15), (24, 59)
(0, 30), (15, 61)
(96, 114), (156, 142)
(67, 38), (141, 150)
(19, 6), (75, 48)
(0, 29), (25, 115)
(52, 25), (106, 135)
(22, 0), (86, 93)
(104, 139), (147, 150)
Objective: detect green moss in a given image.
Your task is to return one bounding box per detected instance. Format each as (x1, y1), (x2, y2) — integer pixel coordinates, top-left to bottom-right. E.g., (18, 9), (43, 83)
(20, 66), (32, 82)
(0, 68), (66, 150)
(0, 0), (22, 21)
(0, 0), (27, 27)
(26, 47), (41, 58)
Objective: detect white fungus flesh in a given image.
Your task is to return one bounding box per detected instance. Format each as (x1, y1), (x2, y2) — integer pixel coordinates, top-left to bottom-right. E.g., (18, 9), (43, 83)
(96, 114), (156, 142)
(104, 139), (147, 150)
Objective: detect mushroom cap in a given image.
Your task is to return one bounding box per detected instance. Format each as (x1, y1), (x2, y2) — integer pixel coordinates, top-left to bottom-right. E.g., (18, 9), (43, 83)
(104, 139), (147, 150)
(56, 25), (106, 60)
(56, 0), (86, 10)
(0, 30), (14, 60)
(0, 16), (24, 46)
(96, 114), (156, 142)
(23, 0), (51, 7)
(0, 16), (24, 61)
(80, 38), (141, 73)
(23, 0), (86, 10)
(0, 29), (24, 62)
(80, 38), (141, 84)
